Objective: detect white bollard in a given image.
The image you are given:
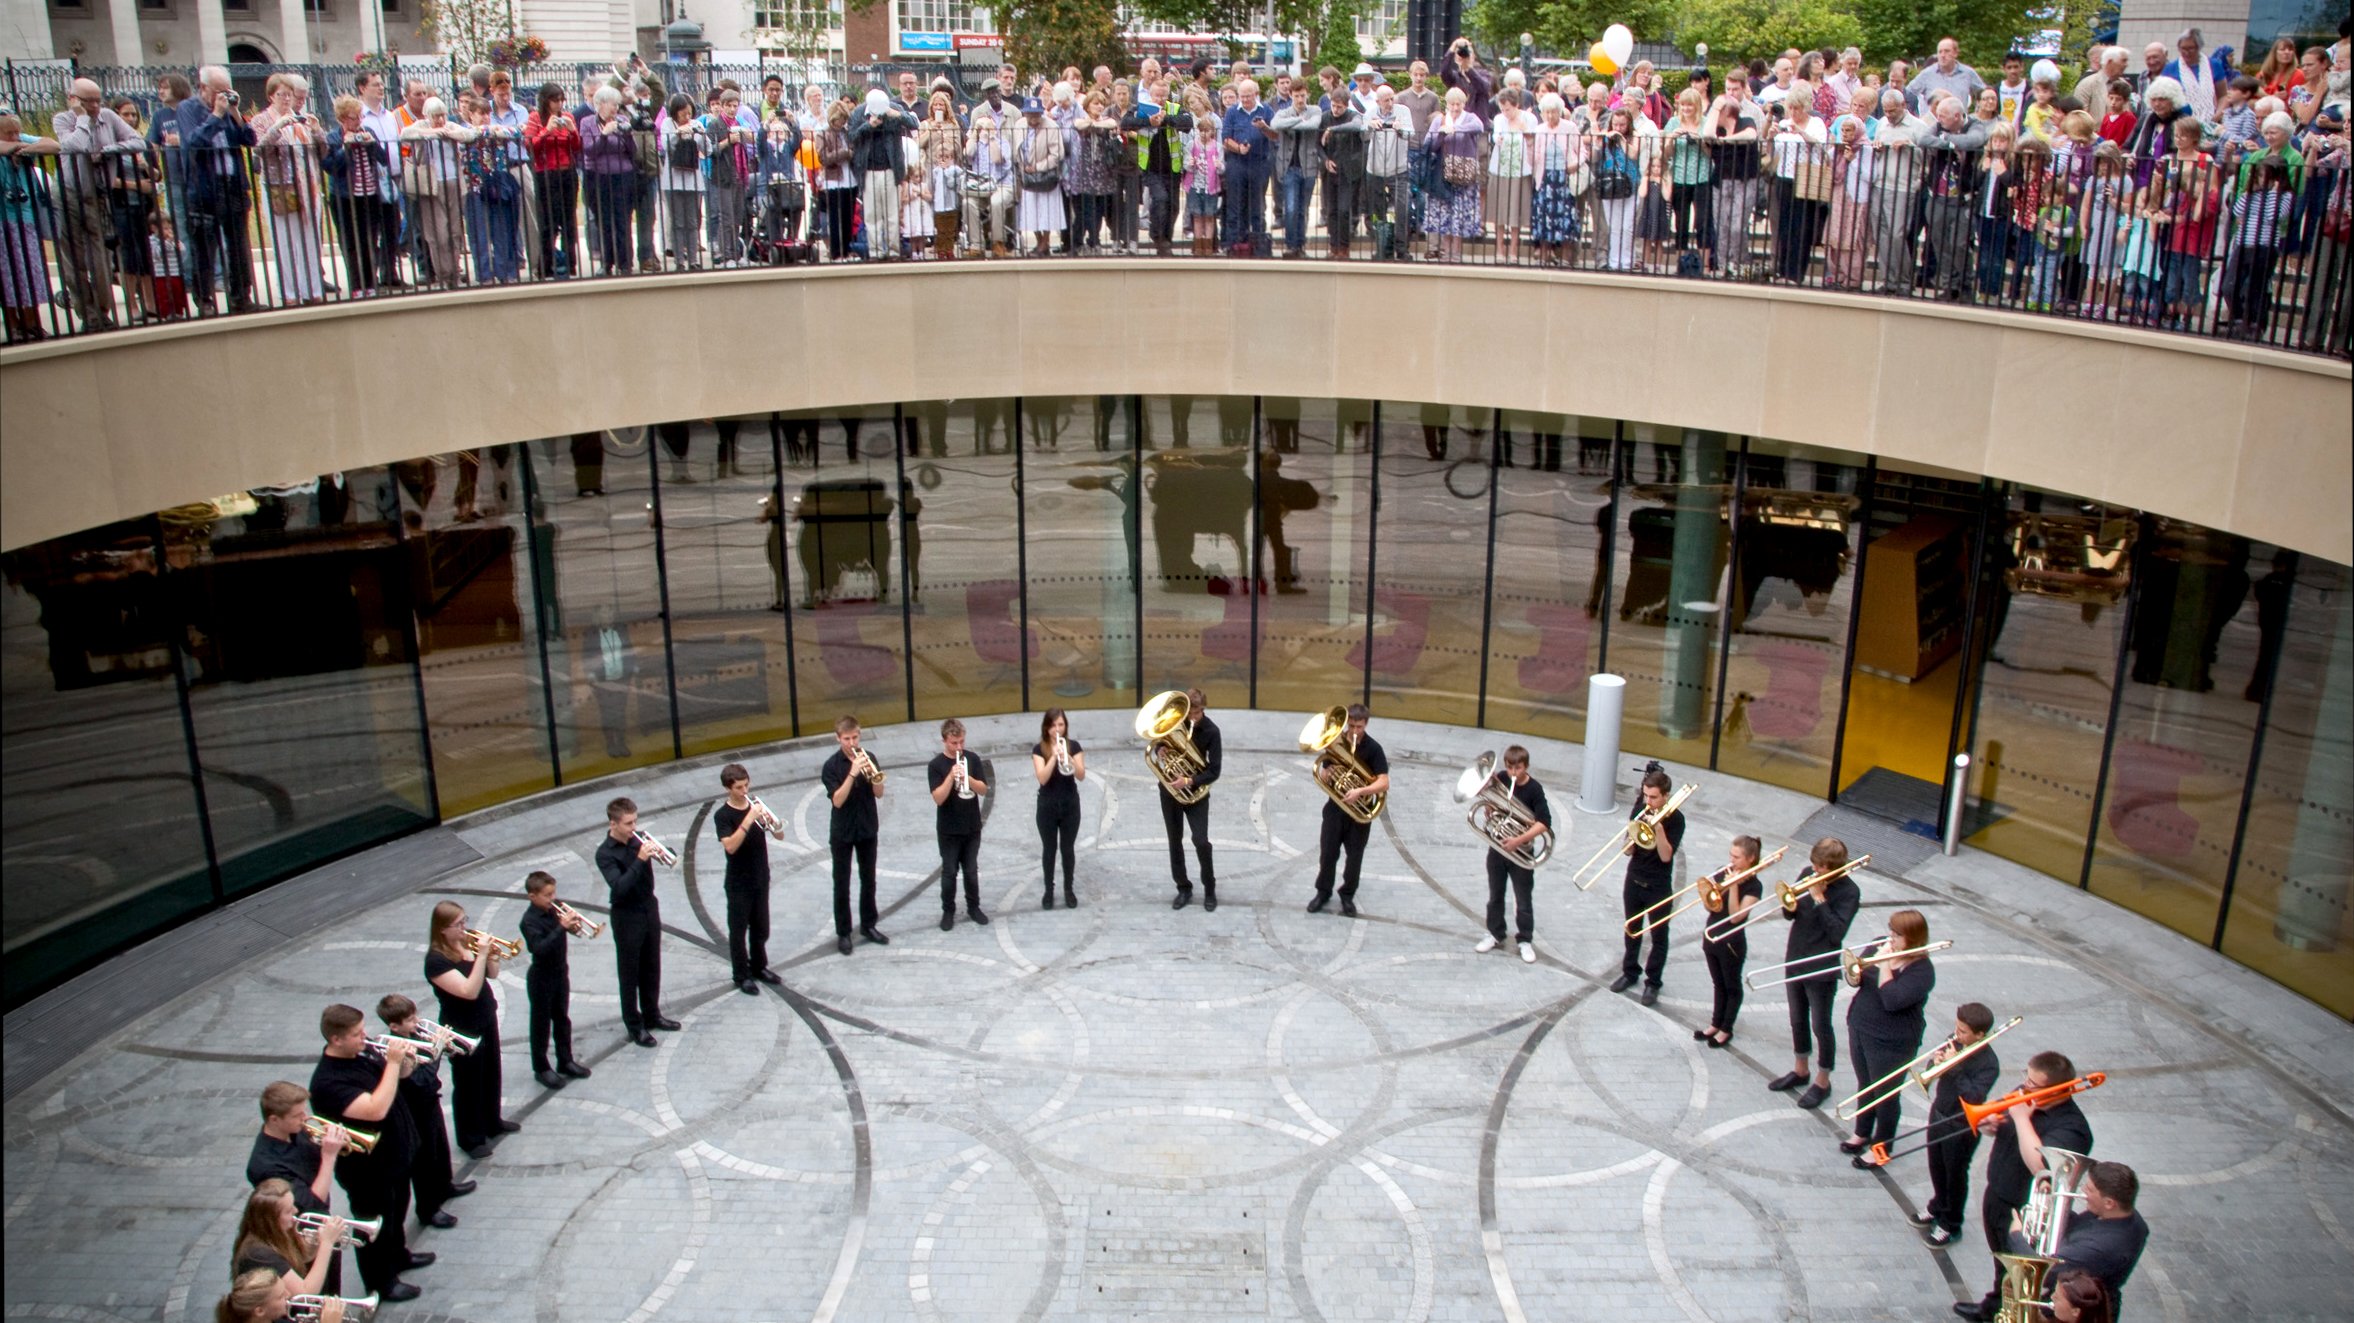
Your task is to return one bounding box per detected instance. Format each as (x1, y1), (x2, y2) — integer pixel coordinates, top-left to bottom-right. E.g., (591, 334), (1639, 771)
(1580, 673), (1626, 814)
(1943, 753), (1971, 856)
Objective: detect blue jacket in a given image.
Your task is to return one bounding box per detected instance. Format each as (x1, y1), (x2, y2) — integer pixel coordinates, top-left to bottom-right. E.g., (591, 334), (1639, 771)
(177, 98), (256, 205)
(1220, 102), (1274, 173)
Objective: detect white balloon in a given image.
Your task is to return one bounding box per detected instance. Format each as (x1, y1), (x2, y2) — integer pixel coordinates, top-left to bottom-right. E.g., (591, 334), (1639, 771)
(1603, 23), (1635, 65)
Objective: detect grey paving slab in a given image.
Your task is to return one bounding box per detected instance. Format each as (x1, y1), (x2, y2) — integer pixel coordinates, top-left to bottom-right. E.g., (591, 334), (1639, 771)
(5, 710), (2350, 1322)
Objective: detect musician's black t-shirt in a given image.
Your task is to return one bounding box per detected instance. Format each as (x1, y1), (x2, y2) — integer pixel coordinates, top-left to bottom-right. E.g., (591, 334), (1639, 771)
(245, 1131), (329, 1213)
(424, 950), (497, 1034)
(1320, 733), (1390, 821)
(821, 750), (879, 844)
(1624, 806), (1685, 889)
(1035, 737), (1084, 807)
(308, 1052), (419, 1176)
(1984, 1097), (2092, 1204)
(929, 754), (983, 836)
(713, 802), (770, 887)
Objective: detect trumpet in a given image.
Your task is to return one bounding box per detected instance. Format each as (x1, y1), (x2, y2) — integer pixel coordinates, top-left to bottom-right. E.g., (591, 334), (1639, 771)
(301, 1115), (377, 1154)
(554, 900), (604, 939)
(849, 743), (885, 789)
(1054, 734), (1075, 778)
(955, 753), (976, 800)
(1299, 705), (1385, 824)
(367, 1033), (442, 1063)
(1451, 752), (1553, 869)
(1703, 853), (1873, 941)
(634, 828), (679, 868)
(1745, 933), (1947, 991)
(1135, 689), (1209, 804)
(1865, 1071), (2106, 1169)
(747, 794), (788, 841)
(296, 1211), (381, 1245)
(1836, 1015), (2023, 1122)
(467, 929), (524, 960)
(1625, 846), (1787, 940)
(1569, 782), (1697, 890)
(413, 1017), (481, 1056)
(288, 1293), (378, 1322)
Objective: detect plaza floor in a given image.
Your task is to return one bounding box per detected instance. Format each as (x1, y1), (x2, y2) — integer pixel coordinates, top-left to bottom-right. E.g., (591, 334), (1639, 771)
(6, 711), (2351, 1322)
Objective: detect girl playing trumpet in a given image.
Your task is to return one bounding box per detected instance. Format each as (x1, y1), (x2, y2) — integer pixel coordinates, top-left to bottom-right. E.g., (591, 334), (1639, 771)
(425, 901), (516, 1159)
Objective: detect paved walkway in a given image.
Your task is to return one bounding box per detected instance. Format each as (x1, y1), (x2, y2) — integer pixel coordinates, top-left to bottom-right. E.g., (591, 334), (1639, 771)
(6, 712), (2350, 1321)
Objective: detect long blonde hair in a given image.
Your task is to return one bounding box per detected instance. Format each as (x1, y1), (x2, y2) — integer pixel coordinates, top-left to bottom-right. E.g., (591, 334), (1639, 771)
(216, 1269), (284, 1323)
(429, 899), (470, 961)
(232, 1180), (311, 1276)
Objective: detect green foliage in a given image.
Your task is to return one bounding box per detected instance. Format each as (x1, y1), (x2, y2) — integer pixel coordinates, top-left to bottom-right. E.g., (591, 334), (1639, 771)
(1310, 0), (1368, 67)
(1469, 0), (1677, 61)
(1003, 0), (1129, 78)
(1675, 0), (1865, 65)
(1845, 0), (2044, 67)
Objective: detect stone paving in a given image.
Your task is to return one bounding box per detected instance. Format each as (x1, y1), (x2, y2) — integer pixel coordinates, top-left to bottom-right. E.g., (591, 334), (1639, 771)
(6, 711), (2353, 1322)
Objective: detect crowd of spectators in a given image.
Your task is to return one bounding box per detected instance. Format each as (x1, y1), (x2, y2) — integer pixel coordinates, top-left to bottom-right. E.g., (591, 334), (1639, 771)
(0, 23), (2347, 352)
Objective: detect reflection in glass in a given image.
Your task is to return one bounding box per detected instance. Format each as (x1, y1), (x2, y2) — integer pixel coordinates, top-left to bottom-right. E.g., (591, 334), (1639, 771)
(2223, 556), (2354, 1015)
(907, 400), (1025, 721)
(1484, 410), (1610, 743)
(411, 443), (555, 814)
(783, 406), (908, 731)
(652, 417), (800, 757)
(173, 465), (433, 895)
(1138, 397), (1255, 701)
(1368, 402), (1488, 726)
(1718, 442), (1866, 798)
(1254, 399), (1372, 713)
(1609, 425), (1727, 767)
(1, 518), (215, 1000)
(1024, 396), (1140, 710)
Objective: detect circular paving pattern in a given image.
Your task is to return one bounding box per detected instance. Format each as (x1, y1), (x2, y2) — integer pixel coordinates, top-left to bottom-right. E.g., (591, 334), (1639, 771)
(5, 712), (2351, 1321)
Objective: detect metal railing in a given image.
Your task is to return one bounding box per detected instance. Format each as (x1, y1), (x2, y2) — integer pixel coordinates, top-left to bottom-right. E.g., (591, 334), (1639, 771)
(0, 126), (2346, 359)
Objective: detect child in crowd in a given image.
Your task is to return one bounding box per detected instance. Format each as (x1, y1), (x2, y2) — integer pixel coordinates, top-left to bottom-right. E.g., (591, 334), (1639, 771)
(1183, 110), (1223, 256)
(150, 213), (188, 318)
(2225, 159), (2292, 335)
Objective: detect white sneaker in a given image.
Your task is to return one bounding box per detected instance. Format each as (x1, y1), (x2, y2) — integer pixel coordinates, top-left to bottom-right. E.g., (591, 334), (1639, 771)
(1474, 935), (1500, 954)
(1518, 942), (1537, 964)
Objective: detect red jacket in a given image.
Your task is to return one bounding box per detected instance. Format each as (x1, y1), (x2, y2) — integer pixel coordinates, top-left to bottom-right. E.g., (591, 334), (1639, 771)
(524, 110), (581, 171)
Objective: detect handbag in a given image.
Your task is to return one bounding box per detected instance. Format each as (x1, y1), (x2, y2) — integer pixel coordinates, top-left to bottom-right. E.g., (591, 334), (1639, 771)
(1793, 159), (1834, 203)
(1021, 161), (1062, 192)
(1443, 152), (1478, 187)
(1596, 167), (1634, 200)
(962, 171), (1000, 199)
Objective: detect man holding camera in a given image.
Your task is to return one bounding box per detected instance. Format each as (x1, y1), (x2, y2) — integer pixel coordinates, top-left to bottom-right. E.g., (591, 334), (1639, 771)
(177, 66), (259, 313)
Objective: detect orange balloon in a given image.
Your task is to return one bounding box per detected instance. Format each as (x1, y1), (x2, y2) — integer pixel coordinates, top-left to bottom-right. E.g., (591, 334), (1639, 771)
(1589, 42), (1619, 77)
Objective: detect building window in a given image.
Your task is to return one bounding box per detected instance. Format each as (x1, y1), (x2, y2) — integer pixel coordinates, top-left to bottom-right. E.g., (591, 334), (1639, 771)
(895, 0), (987, 35)
(138, 0), (174, 15)
(755, 0), (838, 29)
(47, 0), (89, 15)
(305, 0), (331, 16)
(222, 0), (253, 14)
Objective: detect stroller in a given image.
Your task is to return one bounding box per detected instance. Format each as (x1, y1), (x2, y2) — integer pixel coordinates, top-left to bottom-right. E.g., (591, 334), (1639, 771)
(748, 175), (815, 266)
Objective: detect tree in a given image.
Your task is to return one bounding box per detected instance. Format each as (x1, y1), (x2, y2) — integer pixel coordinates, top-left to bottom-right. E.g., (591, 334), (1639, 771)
(1310, 0), (1368, 67)
(1846, 0), (2047, 68)
(1466, 0), (1676, 61)
(418, 0), (516, 67)
(1675, 0), (1865, 66)
(1002, 0), (1129, 78)
(748, 0), (843, 84)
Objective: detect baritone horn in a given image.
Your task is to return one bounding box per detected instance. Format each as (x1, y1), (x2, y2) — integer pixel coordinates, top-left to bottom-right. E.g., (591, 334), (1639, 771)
(296, 1211), (381, 1245)
(1452, 752), (1553, 869)
(1299, 705), (1385, 824)
(1835, 1015), (2023, 1122)
(1625, 845), (1787, 940)
(301, 1115), (377, 1154)
(1135, 690), (1209, 804)
(1569, 781), (1697, 890)
(467, 929), (524, 960)
(554, 900), (604, 939)
(634, 829), (679, 868)
(747, 794), (788, 840)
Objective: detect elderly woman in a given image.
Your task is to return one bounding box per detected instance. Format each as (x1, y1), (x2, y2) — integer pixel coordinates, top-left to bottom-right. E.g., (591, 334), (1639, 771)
(1528, 92), (1585, 265)
(2126, 77), (2190, 185)
(656, 93), (708, 270)
(1068, 89), (1120, 252)
(1821, 114), (1876, 288)
(1769, 83), (1830, 282)
(1011, 97), (1068, 256)
(0, 114), (58, 341)
(815, 99), (858, 260)
(1422, 86), (1484, 261)
(579, 85), (637, 275)
(251, 72), (327, 304)
(2161, 26), (2233, 121)
(400, 96), (475, 288)
(1486, 88), (1538, 263)
(965, 108), (1017, 257)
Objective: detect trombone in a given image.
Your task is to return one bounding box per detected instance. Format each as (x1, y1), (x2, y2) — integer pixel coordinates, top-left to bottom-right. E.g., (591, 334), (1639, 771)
(1834, 1015), (2023, 1121)
(467, 929), (524, 960)
(1745, 935), (1948, 991)
(1865, 1070), (2107, 1168)
(634, 828), (679, 868)
(1569, 783), (1697, 890)
(301, 1115), (377, 1155)
(1703, 853), (1872, 942)
(1625, 846), (1787, 939)
(289, 1293), (378, 1322)
(1299, 705), (1385, 824)
(296, 1211), (381, 1245)
(554, 900), (604, 939)
(747, 794), (788, 841)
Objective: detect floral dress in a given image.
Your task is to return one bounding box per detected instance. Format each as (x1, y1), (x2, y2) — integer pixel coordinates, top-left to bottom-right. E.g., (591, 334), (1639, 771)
(1423, 113), (1484, 237)
(1530, 125), (1584, 244)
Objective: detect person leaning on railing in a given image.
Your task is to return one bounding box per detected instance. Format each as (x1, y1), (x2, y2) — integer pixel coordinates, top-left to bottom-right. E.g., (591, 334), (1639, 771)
(400, 98), (474, 290)
(524, 83), (581, 278)
(250, 74), (328, 307)
(578, 86), (637, 276)
(0, 113), (60, 342)
(322, 96), (395, 296)
(52, 76), (143, 330)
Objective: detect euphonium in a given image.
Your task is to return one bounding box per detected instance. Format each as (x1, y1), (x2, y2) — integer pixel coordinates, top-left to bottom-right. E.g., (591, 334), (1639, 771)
(302, 1115), (378, 1154)
(1134, 690), (1209, 804)
(1299, 705), (1384, 824)
(1452, 752), (1552, 869)
(466, 929), (524, 959)
(1997, 1144), (2097, 1323)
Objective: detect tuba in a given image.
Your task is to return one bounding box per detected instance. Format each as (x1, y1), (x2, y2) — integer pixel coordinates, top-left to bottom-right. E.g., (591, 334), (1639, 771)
(1452, 752), (1553, 869)
(1135, 690), (1209, 804)
(1299, 706), (1384, 824)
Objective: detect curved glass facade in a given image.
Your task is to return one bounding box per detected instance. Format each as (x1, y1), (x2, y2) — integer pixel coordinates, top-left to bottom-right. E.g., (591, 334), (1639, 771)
(5, 397), (2349, 1017)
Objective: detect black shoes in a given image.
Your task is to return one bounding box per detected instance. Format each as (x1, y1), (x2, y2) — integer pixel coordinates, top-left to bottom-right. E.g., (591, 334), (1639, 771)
(1043, 890), (1057, 910)
(1609, 973), (1638, 994)
(837, 935), (855, 955)
(558, 1062), (591, 1080)
(738, 980), (760, 995)
(941, 913), (955, 931)
(968, 909), (990, 926)
(755, 968), (784, 985)
(1766, 1072), (1805, 1092)
(1906, 1211), (1938, 1230)
(426, 1209), (459, 1228)
(633, 1032), (658, 1048)
(446, 1179), (478, 1197)
(1339, 899), (1357, 917)
(861, 927), (890, 945)
(1796, 1083), (1830, 1110)
(1203, 890), (1218, 912)
(464, 1143), (494, 1160)
(1307, 894), (1330, 914)
(537, 1070), (569, 1089)
(1694, 1029), (1713, 1041)
(1173, 891), (1193, 910)
(1063, 889), (1078, 909)
(1639, 985), (1658, 1007)
(496, 1119), (522, 1134)
(404, 1251), (437, 1269)
(1850, 1156), (1877, 1170)
(380, 1282), (422, 1303)
(648, 1017), (683, 1032)
(1839, 1137), (1871, 1155)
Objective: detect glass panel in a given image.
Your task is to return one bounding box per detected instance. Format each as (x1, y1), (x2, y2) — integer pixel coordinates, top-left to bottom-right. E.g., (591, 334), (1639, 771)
(2085, 523), (2270, 943)
(172, 467), (433, 896)
(2223, 555), (2354, 1016)
(905, 399), (1024, 721)
(1, 519), (215, 1001)
(1253, 396), (1373, 714)
(1965, 489), (2132, 882)
(1137, 394), (1255, 703)
(649, 416), (800, 757)
(1022, 395), (1140, 712)
(1483, 410), (1609, 743)
(1718, 440), (1867, 798)
(525, 433), (674, 782)
(1366, 401), (1487, 726)
(782, 405), (909, 731)
(410, 443), (554, 815)
(1606, 425), (1728, 768)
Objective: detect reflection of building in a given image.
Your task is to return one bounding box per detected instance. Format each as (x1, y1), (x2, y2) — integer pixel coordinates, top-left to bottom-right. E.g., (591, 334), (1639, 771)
(837, 0), (1407, 67)
(3, 0), (649, 67)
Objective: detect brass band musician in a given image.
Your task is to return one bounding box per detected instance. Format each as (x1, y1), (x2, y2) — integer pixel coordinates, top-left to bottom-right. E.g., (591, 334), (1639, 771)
(1956, 1051), (2096, 1322)
(928, 718), (991, 931)
(1697, 836), (1765, 1047)
(595, 798), (680, 1046)
(246, 1083), (347, 1297)
(1914, 1002), (2000, 1248)
(1611, 766), (1686, 1007)
(821, 715), (891, 956)
(1032, 708), (1087, 910)
(714, 763), (783, 995)
(308, 1004), (422, 1302)
(1472, 745), (1550, 964)
(1765, 837), (1863, 1109)
(1307, 703), (1390, 917)
(1163, 688), (1222, 912)
(520, 871), (594, 1090)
